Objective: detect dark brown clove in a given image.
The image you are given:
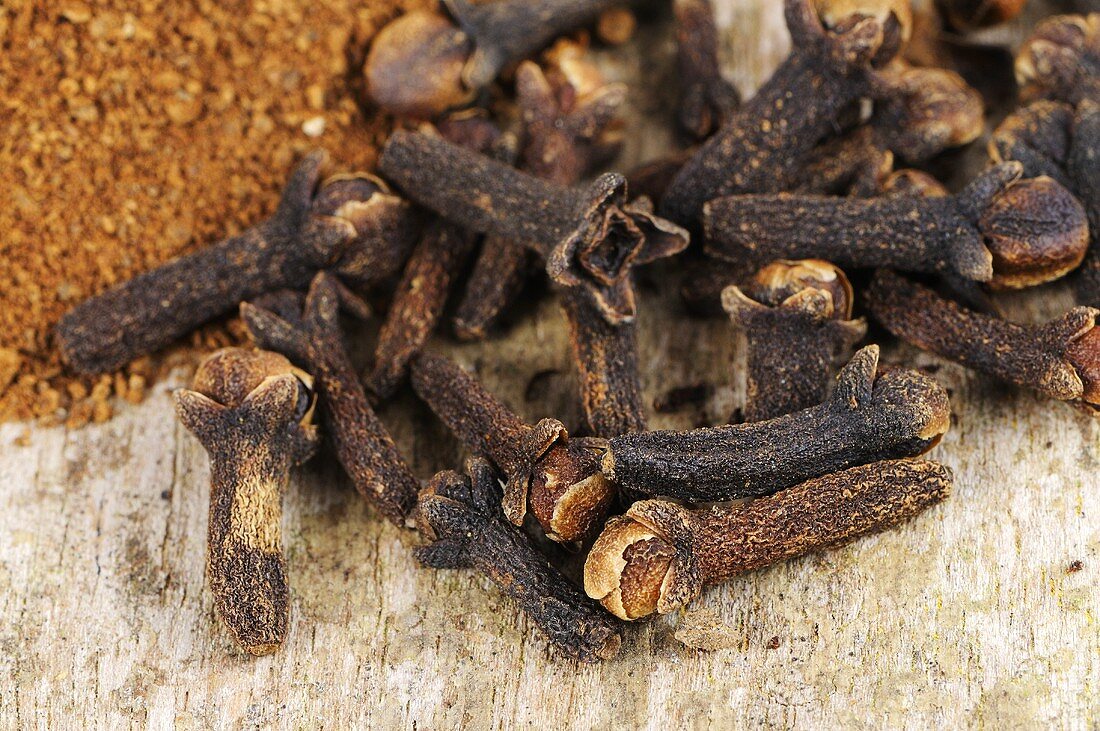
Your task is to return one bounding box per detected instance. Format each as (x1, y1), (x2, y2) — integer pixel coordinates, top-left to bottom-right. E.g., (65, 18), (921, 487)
(991, 100), (1100, 309)
(935, 0), (1027, 32)
(674, 0), (741, 139)
(585, 458), (952, 620)
(1016, 13), (1099, 106)
(175, 348), (319, 655)
(410, 352), (613, 543)
(368, 114), (504, 400)
(416, 458), (621, 662)
(660, 0), (904, 225)
(865, 269), (1100, 415)
(380, 130), (689, 325)
(723, 260), (867, 421)
(364, 0), (625, 118)
(241, 273), (421, 524)
(602, 345), (950, 502)
(57, 151), (418, 375)
(705, 163), (1091, 289)
(454, 46), (627, 340)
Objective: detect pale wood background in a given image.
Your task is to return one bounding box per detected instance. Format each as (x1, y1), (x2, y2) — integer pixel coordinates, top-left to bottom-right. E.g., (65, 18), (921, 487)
(2, 2), (1098, 729)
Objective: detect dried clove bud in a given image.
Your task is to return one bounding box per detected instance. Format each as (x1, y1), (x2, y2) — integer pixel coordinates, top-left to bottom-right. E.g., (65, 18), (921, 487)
(1016, 13), (1099, 106)
(368, 113), (504, 400)
(865, 269), (1100, 415)
(241, 273), (421, 524)
(380, 130), (689, 324)
(674, 0), (741, 139)
(57, 151), (418, 375)
(991, 100), (1100, 309)
(411, 352), (613, 543)
(660, 0), (904, 225)
(585, 458), (952, 620)
(416, 458), (621, 663)
(175, 348), (319, 655)
(723, 260), (867, 421)
(364, 0), (625, 118)
(705, 163), (1091, 289)
(814, 0), (913, 45)
(935, 0), (1027, 32)
(602, 345), (950, 502)
(454, 44), (627, 340)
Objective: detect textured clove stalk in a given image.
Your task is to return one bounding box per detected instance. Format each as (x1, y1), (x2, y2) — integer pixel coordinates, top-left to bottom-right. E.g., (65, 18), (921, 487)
(416, 458), (621, 663)
(660, 0), (904, 225)
(56, 152), (417, 374)
(674, 0), (741, 139)
(723, 260), (866, 421)
(705, 163), (1091, 289)
(411, 352), (613, 543)
(175, 348), (319, 655)
(367, 113), (504, 400)
(865, 269), (1100, 415)
(602, 345), (950, 502)
(454, 45), (626, 340)
(380, 130), (689, 325)
(585, 458), (952, 620)
(241, 273), (421, 524)
(364, 0), (625, 118)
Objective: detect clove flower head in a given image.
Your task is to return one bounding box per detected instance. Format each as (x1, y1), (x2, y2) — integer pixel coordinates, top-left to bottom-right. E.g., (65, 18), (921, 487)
(1016, 13), (1100, 106)
(363, 10), (474, 119)
(874, 64), (984, 163)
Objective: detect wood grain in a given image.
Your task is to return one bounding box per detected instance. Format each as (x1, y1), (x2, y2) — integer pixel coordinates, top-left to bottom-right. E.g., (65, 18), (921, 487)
(2, 2), (1098, 728)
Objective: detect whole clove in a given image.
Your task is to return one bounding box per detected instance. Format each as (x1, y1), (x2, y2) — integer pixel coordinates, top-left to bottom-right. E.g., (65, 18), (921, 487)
(865, 269), (1100, 415)
(705, 162), (1091, 289)
(585, 458), (952, 620)
(660, 0), (905, 225)
(454, 45), (627, 340)
(416, 458), (621, 663)
(364, 0), (626, 118)
(241, 273), (421, 524)
(602, 345), (950, 502)
(1016, 13), (1099, 106)
(380, 130), (689, 324)
(57, 151), (418, 375)
(368, 113), (505, 400)
(674, 0), (741, 139)
(723, 260), (867, 421)
(175, 348), (319, 655)
(411, 352), (614, 543)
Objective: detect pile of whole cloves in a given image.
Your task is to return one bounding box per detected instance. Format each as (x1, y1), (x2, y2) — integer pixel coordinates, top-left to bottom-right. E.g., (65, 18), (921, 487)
(56, 0), (1100, 660)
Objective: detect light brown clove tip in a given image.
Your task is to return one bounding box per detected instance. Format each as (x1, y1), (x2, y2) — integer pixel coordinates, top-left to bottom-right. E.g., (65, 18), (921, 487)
(584, 515), (676, 621)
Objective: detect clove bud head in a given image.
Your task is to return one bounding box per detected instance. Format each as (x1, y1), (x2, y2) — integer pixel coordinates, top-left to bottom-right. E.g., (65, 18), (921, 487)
(527, 438), (615, 544)
(977, 175), (1090, 289)
(188, 349), (316, 434)
(1016, 13), (1100, 105)
(584, 515), (678, 621)
(875, 64), (984, 163)
(1065, 324), (1100, 409)
(810, 0), (909, 67)
(814, 0), (913, 48)
(363, 10), (475, 119)
(741, 259), (855, 318)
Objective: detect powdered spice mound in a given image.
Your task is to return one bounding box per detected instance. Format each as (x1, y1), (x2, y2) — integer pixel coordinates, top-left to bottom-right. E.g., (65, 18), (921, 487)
(0, 0), (428, 427)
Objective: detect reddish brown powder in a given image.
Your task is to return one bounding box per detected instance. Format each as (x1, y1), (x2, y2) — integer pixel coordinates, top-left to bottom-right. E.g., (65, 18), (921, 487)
(0, 0), (429, 427)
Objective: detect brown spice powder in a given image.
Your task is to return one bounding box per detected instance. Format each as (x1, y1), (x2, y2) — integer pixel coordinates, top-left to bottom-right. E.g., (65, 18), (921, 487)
(0, 0), (429, 427)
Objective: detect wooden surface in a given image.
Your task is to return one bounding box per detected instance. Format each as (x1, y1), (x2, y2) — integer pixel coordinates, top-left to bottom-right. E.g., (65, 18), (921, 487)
(2, 2), (1098, 728)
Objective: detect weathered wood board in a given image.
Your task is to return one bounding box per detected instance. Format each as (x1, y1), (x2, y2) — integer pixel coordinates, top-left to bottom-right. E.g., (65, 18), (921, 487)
(2, 2), (1098, 728)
